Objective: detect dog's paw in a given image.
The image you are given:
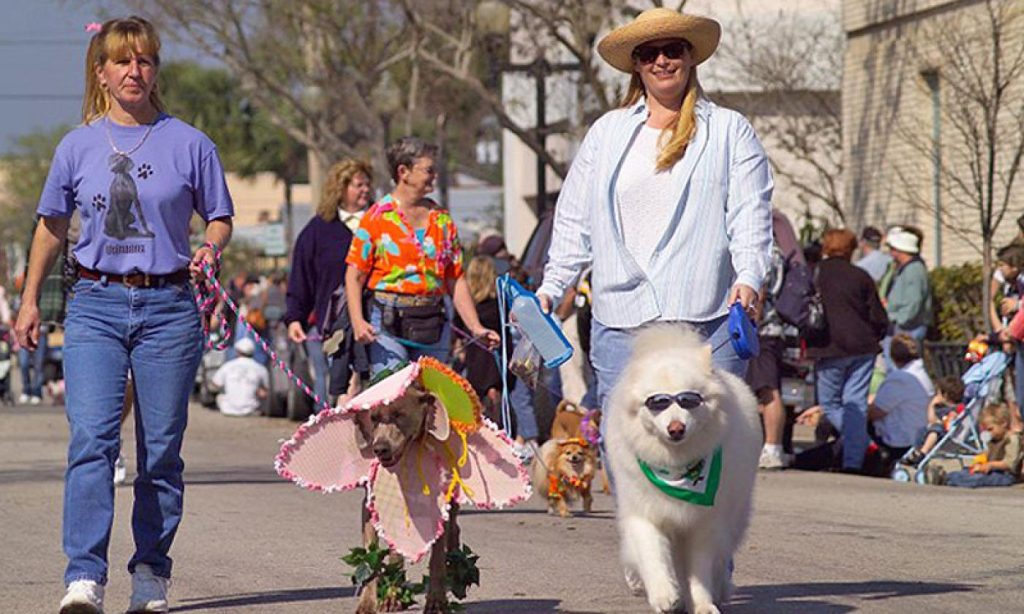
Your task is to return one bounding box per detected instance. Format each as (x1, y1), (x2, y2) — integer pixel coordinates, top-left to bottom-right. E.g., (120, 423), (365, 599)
(645, 583), (681, 613)
(693, 603), (721, 614)
(624, 567), (644, 596)
(423, 592), (449, 614)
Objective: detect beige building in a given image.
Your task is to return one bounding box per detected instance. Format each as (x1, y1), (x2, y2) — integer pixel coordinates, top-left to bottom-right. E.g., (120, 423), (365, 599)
(843, 0), (1024, 266)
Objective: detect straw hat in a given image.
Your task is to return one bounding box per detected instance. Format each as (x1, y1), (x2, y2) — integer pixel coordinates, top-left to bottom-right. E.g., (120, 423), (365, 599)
(598, 8), (721, 73)
(886, 228), (920, 255)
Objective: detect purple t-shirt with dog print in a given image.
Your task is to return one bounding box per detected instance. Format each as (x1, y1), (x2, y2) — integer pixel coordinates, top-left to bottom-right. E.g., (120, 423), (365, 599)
(37, 114), (234, 275)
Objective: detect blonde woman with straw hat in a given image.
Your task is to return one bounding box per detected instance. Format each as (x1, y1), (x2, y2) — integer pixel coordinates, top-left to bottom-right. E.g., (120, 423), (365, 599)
(538, 9), (772, 406)
(536, 9), (772, 610)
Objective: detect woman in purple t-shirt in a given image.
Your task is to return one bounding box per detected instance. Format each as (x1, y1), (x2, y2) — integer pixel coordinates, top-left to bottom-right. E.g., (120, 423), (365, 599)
(13, 17), (234, 614)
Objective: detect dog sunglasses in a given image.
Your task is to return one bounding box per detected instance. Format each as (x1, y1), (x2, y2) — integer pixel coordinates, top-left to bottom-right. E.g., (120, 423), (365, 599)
(631, 40), (691, 65)
(644, 391), (705, 412)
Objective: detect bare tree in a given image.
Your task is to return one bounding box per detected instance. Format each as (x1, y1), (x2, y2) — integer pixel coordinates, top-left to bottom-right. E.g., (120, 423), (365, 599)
(713, 3), (845, 223)
(131, 0), (414, 186)
(402, 1), (694, 181)
(895, 0), (1024, 328)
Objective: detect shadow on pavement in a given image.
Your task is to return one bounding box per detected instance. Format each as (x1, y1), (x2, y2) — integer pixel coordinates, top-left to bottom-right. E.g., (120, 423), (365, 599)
(728, 580), (976, 613)
(174, 586), (355, 611)
(466, 599), (603, 613)
(459, 508), (615, 519)
(185, 467), (282, 485)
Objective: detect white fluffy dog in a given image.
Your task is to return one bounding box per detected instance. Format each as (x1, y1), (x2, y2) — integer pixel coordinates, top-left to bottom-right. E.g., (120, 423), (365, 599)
(605, 325), (760, 614)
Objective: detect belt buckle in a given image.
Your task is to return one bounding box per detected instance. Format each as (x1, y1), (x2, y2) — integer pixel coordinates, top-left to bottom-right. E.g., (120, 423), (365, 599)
(124, 272), (150, 288)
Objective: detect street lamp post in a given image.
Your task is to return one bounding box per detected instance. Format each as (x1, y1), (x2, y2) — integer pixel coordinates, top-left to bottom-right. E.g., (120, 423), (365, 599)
(501, 58), (582, 217)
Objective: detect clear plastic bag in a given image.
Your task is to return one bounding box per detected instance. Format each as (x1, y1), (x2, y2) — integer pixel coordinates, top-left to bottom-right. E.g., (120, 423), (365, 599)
(508, 334), (542, 389)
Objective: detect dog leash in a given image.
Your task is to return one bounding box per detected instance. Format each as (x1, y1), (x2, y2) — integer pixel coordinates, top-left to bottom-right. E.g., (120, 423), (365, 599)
(192, 250), (332, 414)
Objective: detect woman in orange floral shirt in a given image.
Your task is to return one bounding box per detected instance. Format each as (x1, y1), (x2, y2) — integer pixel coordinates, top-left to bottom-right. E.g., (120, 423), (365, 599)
(345, 137), (500, 375)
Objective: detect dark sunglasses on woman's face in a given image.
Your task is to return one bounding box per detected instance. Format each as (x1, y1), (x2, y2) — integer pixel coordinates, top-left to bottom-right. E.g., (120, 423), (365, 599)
(644, 391), (704, 412)
(632, 40), (691, 65)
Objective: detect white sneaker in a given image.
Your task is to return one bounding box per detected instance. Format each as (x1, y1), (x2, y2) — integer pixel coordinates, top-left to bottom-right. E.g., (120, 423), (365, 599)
(114, 455), (127, 486)
(29, 395), (41, 405)
(758, 447), (787, 470)
(17, 393), (29, 404)
(59, 579), (104, 614)
(512, 440), (537, 463)
(127, 564), (169, 613)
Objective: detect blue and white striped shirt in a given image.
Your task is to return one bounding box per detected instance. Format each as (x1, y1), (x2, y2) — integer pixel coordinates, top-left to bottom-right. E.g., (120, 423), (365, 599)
(538, 97), (773, 328)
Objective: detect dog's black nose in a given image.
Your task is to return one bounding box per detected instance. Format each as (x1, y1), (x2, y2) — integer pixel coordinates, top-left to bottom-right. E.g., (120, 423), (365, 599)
(373, 443), (392, 458)
(667, 421), (686, 441)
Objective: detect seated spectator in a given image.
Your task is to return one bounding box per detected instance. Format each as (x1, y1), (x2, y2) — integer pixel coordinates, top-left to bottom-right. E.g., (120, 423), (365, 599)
(868, 334), (935, 457)
(944, 403), (1022, 488)
(904, 375), (966, 465)
(212, 338), (270, 417)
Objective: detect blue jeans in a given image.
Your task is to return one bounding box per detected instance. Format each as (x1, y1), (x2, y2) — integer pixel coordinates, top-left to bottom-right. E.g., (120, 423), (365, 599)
(590, 315), (747, 450)
(62, 279), (202, 585)
(508, 367), (563, 441)
(815, 354), (875, 470)
(366, 302), (450, 376)
(304, 326), (329, 404)
(882, 325), (926, 371)
(945, 469), (1016, 488)
(18, 333), (47, 397)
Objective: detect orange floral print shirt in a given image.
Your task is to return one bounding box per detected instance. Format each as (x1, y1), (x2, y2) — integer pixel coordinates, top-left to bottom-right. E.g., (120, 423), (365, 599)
(345, 194), (464, 296)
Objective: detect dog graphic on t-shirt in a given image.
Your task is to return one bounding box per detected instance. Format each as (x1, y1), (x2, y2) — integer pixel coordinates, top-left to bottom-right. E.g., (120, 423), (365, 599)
(103, 153), (155, 240)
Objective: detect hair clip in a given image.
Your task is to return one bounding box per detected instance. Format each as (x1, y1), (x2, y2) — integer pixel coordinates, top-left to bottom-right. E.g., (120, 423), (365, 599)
(85, 22), (102, 33)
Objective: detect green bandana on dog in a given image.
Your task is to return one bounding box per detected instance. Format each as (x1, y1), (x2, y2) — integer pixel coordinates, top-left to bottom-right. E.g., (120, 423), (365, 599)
(638, 447), (722, 506)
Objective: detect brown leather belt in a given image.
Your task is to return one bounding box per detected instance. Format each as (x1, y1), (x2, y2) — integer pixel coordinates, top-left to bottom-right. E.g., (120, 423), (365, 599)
(77, 265), (190, 288)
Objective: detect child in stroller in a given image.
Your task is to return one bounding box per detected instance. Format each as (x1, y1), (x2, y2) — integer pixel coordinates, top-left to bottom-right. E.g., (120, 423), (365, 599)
(903, 375), (966, 466)
(891, 350), (1012, 484)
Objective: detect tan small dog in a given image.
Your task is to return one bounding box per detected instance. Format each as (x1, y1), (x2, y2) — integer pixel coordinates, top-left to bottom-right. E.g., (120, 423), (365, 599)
(532, 437), (597, 517)
(352, 383), (459, 614)
(549, 400), (611, 495)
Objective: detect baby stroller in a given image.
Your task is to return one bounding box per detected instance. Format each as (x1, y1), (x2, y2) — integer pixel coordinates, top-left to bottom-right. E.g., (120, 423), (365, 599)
(891, 350), (1011, 484)
(0, 325), (12, 404)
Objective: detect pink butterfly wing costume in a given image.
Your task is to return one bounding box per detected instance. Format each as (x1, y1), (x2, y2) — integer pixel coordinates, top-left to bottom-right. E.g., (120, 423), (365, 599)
(275, 359), (531, 562)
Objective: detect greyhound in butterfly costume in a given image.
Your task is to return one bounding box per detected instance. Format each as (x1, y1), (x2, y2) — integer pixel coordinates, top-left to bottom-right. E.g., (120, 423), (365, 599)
(276, 357), (531, 612)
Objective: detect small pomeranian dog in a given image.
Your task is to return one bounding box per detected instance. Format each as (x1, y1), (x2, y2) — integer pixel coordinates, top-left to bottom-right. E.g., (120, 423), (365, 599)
(605, 325), (760, 614)
(532, 402), (599, 517)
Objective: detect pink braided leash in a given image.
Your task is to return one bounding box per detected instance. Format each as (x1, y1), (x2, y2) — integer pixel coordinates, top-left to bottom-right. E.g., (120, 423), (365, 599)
(192, 246), (331, 414)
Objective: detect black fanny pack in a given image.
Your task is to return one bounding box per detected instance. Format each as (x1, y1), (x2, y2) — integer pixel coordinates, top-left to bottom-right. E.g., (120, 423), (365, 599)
(377, 300), (446, 345)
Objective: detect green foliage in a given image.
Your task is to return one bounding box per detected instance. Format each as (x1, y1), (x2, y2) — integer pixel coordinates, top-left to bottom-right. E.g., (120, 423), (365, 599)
(444, 544), (480, 601)
(341, 542), (481, 611)
(160, 61), (305, 183)
(929, 263), (985, 341)
(0, 125), (72, 252)
(342, 542), (424, 611)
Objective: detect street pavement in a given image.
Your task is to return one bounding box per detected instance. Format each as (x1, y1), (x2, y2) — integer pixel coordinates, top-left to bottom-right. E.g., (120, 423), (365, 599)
(2, 401), (1023, 613)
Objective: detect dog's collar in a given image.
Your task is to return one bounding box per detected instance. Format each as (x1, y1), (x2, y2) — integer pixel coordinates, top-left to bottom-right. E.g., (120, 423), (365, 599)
(637, 447), (722, 506)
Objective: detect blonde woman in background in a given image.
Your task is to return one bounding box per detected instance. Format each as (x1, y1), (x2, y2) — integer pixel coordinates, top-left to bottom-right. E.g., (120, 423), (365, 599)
(455, 255), (504, 419)
(285, 158), (373, 403)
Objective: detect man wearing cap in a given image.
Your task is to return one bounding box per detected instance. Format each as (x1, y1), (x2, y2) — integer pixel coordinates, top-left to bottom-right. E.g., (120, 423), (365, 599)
(854, 226), (892, 284)
(538, 7), (772, 416)
(211, 338), (270, 417)
(882, 227), (932, 369)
